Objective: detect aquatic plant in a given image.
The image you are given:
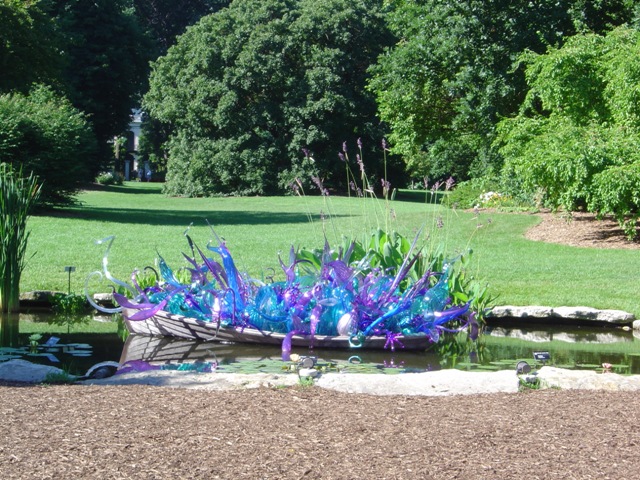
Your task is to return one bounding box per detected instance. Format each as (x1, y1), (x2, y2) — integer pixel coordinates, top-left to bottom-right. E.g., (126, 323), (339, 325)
(95, 228), (478, 353)
(0, 163), (41, 313)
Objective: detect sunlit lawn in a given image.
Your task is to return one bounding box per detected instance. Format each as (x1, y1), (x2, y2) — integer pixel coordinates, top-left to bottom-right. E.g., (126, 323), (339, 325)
(22, 181), (640, 316)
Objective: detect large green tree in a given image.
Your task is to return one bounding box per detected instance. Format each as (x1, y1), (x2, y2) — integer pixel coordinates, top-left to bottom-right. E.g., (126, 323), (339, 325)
(496, 26), (640, 238)
(144, 0), (393, 196)
(51, 0), (152, 175)
(133, 0), (230, 56)
(368, 0), (637, 181)
(0, 0), (63, 93)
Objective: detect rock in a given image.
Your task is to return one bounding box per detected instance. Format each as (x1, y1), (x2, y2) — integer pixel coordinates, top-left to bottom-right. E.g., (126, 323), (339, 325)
(19, 291), (63, 309)
(0, 359), (75, 383)
(298, 368), (319, 379)
(315, 369), (520, 396)
(489, 305), (635, 325)
(83, 371), (300, 390)
(487, 326), (631, 344)
(633, 320), (640, 331)
(552, 306), (634, 324)
(537, 366), (640, 392)
(77, 367), (640, 395)
(93, 293), (115, 308)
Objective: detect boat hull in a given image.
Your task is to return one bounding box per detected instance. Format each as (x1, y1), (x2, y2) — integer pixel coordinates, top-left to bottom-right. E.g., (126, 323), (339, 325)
(122, 309), (432, 350)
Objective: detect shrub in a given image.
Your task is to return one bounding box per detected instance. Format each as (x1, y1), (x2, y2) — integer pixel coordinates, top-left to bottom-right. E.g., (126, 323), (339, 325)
(0, 85), (96, 205)
(95, 171), (124, 186)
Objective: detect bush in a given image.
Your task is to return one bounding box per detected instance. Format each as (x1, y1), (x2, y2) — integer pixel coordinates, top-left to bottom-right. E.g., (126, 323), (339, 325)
(0, 85), (96, 205)
(496, 26), (640, 237)
(95, 171), (124, 186)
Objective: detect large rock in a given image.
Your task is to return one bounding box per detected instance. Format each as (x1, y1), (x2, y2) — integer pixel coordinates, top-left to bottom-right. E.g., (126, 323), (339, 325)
(0, 359), (73, 383)
(315, 369), (520, 396)
(537, 366), (640, 391)
(19, 291), (63, 309)
(489, 305), (634, 325)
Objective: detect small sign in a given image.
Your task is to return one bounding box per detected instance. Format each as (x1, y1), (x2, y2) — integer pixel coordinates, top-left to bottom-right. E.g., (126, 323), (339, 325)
(533, 351), (551, 361)
(64, 266), (76, 272)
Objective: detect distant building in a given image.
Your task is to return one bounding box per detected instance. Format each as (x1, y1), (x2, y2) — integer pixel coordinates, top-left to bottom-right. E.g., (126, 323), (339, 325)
(124, 108), (147, 180)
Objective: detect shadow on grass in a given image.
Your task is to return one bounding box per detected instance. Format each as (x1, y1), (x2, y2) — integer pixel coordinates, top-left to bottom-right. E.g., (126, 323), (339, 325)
(83, 183), (163, 195)
(48, 206), (347, 227)
(395, 189), (446, 204)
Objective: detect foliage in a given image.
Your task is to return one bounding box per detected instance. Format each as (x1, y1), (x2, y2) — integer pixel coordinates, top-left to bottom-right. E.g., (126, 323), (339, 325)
(444, 175), (537, 210)
(50, 0), (153, 174)
(0, 163), (41, 313)
(496, 26), (640, 238)
(48, 293), (91, 332)
(0, 0), (64, 93)
(368, 0), (637, 181)
(133, 0), (230, 56)
(43, 370), (76, 385)
(0, 85), (96, 205)
(144, 0), (393, 196)
(95, 172), (124, 186)
(49, 293), (91, 316)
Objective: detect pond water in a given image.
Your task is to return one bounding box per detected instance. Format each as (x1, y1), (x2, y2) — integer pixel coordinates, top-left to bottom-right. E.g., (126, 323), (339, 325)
(2, 313), (639, 376)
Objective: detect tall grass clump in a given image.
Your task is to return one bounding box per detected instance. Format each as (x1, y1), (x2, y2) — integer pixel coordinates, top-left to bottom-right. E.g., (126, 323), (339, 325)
(0, 163), (41, 312)
(295, 139), (494, 329)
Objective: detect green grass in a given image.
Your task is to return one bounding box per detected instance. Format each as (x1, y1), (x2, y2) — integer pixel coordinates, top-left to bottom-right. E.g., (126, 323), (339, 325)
(21, 181), (640, 316)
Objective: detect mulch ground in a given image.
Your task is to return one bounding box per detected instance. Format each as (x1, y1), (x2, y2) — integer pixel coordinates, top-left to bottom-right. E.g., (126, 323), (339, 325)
(1, 384), (639, 479)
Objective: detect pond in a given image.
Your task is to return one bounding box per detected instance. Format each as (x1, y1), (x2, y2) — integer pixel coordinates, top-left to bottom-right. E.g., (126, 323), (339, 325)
(2, 313), (639, 376)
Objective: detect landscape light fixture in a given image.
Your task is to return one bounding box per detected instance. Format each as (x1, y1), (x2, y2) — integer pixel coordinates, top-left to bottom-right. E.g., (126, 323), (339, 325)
(64, 266), (76, 294)
(516, 361), (531, 374)
(297, 356), (317, 369)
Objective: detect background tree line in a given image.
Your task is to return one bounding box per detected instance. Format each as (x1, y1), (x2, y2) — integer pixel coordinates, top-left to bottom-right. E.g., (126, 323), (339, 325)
(2, 0), (640, 235)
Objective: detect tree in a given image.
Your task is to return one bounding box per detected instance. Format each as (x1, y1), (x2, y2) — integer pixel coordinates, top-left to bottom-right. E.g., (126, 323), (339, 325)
(0, 0), (63, 93)
(51, 0), (153, 175)
(132, 1), (231, 174)
(496, 26), (640, 238)
(368, 0), (637, 182)
(133, 0), (230, 56)
(144, 0), (393, 196)
(0, 85), (96, 205)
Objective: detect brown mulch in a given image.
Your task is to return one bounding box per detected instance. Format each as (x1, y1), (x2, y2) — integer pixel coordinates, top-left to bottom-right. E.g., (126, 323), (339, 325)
(1, 384), (639, 479)
(3, 213), (639, 479)
(524, 210), (640, 249)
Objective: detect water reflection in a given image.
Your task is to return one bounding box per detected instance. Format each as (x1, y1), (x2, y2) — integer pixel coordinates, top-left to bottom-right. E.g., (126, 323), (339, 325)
(2, 312), (640, 375)
(0, 312), (20, 348)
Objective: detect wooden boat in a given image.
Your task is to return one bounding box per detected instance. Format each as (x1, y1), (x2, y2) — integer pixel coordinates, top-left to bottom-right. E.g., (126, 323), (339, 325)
(122, 308), (433, 350)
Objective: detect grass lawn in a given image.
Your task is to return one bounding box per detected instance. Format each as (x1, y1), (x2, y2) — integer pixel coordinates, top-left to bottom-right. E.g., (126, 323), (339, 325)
(21, 181), (640, 316)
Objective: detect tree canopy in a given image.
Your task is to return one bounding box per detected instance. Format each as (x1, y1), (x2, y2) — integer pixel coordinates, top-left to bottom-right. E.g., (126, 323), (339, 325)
(144, 0), (393, 196)
(0, 0), (63, 93)
(496, 26), (640, 238)
(51, 0), (153, 174)
(368, 0), (637, 182)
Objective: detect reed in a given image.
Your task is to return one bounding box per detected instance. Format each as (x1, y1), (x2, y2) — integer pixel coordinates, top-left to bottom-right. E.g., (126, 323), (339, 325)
(0, 163), (41, 313)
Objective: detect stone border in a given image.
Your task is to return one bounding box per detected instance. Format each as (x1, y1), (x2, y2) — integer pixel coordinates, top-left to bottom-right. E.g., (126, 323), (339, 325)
(488, 305), (636, 327)
(5, 360), (640, 396)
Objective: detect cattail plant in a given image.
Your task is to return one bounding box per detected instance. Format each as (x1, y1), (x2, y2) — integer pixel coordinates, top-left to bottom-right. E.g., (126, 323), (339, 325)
(0, 163), (41, 313)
